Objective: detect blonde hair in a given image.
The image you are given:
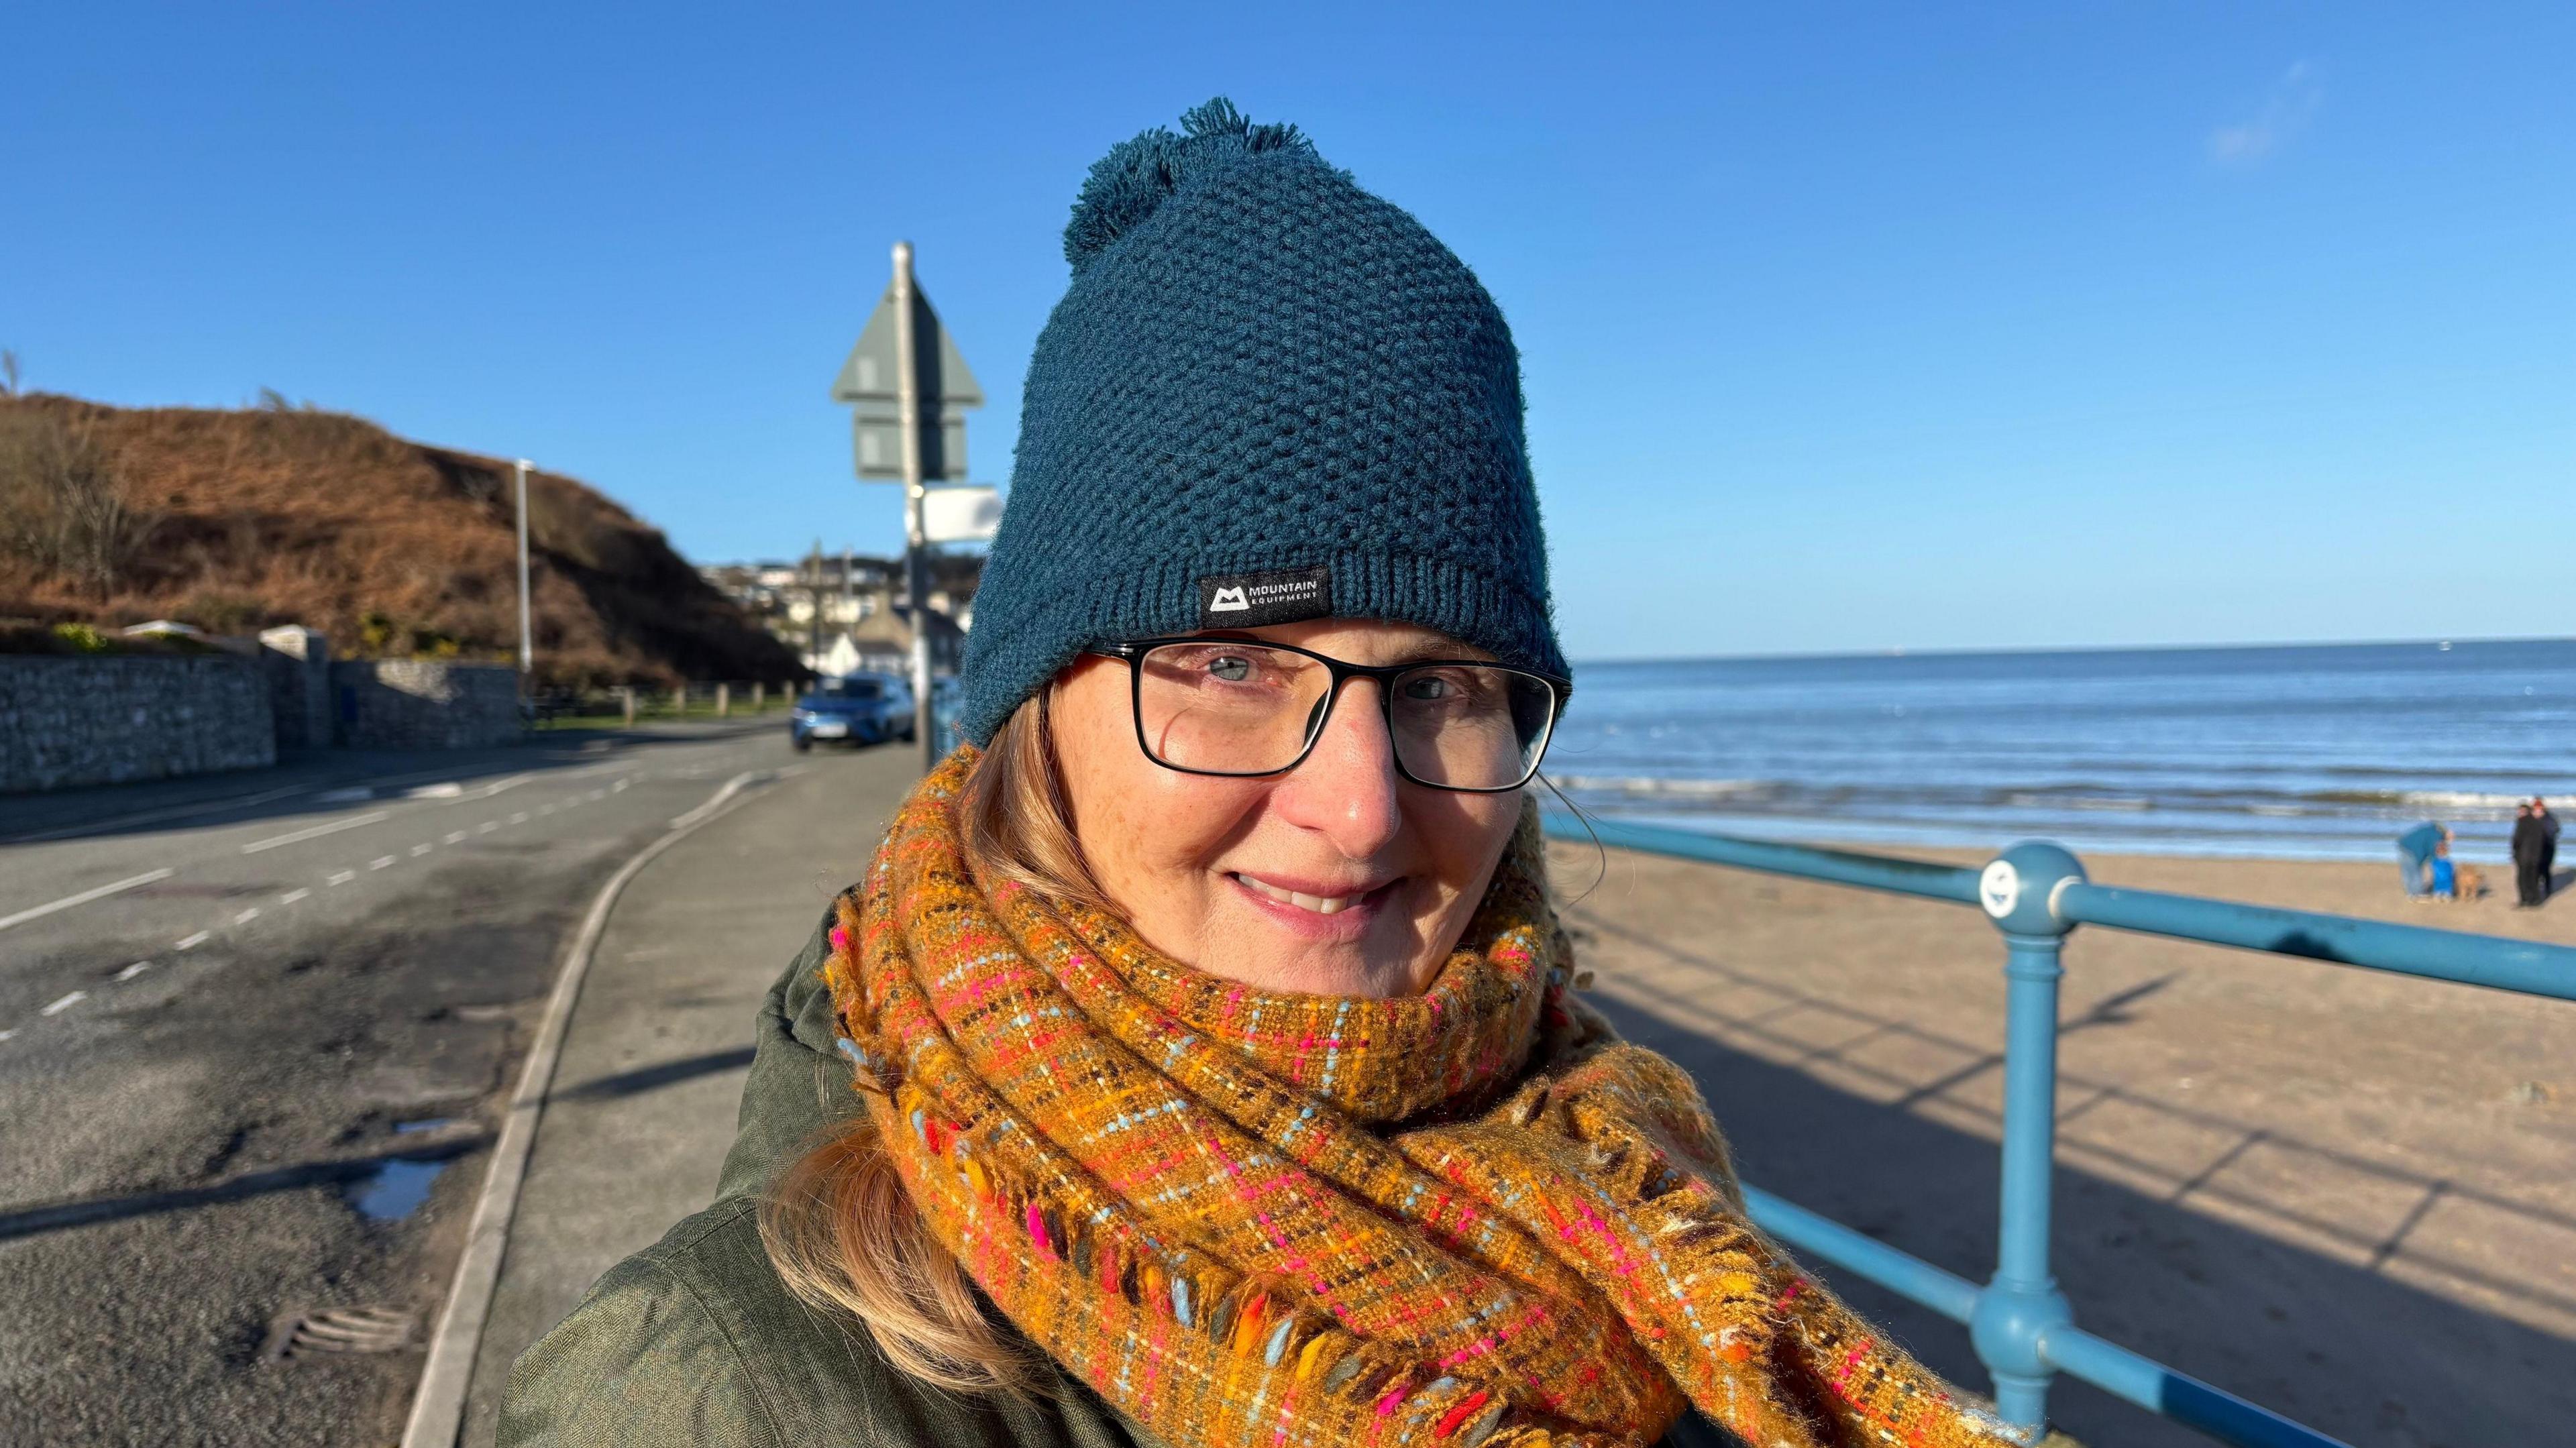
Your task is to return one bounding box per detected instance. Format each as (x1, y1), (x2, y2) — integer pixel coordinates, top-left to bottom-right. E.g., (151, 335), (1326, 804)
(758, 693), (1089, 1393)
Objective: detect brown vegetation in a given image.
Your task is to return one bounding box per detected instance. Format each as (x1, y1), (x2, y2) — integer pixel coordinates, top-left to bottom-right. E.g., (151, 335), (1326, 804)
(0, 392), (799, 688)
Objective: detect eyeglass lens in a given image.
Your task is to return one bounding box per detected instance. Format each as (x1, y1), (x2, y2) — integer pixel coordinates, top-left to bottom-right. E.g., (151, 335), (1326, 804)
(1133, 642), (1555, 788)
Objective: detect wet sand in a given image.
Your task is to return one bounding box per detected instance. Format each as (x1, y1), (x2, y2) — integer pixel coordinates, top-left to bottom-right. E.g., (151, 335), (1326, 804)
(1546, 840), (2576, 1448)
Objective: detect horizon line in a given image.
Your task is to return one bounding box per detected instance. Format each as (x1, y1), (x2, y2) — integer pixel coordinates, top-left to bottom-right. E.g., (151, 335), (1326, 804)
(1569, 634), (2575, 669)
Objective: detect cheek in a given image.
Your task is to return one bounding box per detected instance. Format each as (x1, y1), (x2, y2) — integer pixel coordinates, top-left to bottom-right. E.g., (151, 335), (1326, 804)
(1411, 792), (1522, 898)
(1052, 669), (1263, 913)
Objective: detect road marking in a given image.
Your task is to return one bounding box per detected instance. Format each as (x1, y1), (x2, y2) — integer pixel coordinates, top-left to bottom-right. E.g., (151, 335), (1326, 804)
(280, 887), (311, 905)
(611, 779), (629, 792)
(402, 782), (464, 799)
(508, 812), (529, 824)
(464, 773), (531, 800)
(0, 1028), (15, 1044)
(175, 931), (211, 950)
(370, 856), (397, 871)
(233, 908), (260, 925)
(0, 868), (178, 934)
(443, 832), (468, 845)
(538, 803), (555, 816)
(241, 811), (391, 854)
(586, 789), (604, 801)
(411, 843), (434, 857)
(40, 991), (87, 1017)
(114, 960), (153, 981)
(476, 822), (498, 834)
(327, 870), (356, 886)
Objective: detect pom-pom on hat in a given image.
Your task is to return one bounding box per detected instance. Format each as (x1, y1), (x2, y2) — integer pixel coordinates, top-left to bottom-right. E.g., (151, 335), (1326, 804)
(959, 97), (1566, 744)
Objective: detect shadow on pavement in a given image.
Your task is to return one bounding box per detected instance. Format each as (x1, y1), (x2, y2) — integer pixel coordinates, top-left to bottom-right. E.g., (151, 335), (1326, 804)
(0, 1131), (488, 1242)
(551, 1046), (755, 1101)
(1586, 985), (2576, 1447)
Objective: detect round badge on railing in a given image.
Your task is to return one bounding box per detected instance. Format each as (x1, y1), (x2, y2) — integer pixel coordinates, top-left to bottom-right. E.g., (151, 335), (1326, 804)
(1979, 859), (2021, 919)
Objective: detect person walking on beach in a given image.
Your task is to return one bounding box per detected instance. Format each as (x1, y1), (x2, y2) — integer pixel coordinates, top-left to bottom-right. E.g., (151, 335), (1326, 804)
(504, 99), (2023, 1448)
(2397, 820), (2446, 901)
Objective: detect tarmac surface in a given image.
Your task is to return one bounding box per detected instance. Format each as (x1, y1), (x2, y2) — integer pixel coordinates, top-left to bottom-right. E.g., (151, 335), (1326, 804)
(0, 719), (879, 1446)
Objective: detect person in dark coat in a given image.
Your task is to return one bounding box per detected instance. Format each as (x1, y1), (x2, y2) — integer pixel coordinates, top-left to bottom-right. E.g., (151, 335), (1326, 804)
(2536, 798), (2561, 903)
(2512, 803), (2548, 907)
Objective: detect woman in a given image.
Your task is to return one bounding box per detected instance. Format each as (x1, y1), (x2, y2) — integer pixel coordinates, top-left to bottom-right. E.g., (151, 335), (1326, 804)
(504, 100), (2016, 1448)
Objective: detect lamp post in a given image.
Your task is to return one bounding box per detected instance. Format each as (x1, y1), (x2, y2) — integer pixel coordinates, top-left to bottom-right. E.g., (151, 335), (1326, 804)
(513, 459), (533, 685)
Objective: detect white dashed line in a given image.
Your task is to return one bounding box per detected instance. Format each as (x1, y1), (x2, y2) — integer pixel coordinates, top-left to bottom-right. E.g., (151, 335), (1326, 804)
(538, 803), (556, 815)
(411, 843), (434, 857)
(40, 991), (87, 1017)
(586, 790), (604, 801)
(233, 908), (260, 925)
(370, 856), (397, 871)
(114, 960), (153, 981)
(280, 888), (311, 905)
(508, 812), (529, 824)
(175, 931), (211, 950)
(444, 832), (468, 845)
(239, 810), (391, 854)
(327, 871), (356, 886)
(0, 1029), (16, 1044)
(611, 779), (629, 792)
(477, 822), (498, 834)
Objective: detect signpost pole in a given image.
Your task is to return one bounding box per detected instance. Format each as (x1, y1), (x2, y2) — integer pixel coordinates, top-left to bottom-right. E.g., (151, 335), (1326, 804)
(892, 241), (938, 771)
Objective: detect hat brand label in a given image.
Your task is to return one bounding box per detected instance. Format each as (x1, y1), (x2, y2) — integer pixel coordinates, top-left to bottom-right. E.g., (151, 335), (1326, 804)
(1196, 566), (1330, 628)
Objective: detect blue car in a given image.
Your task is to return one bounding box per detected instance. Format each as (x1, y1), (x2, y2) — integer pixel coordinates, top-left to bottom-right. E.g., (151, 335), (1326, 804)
(790, 675), (895, 750)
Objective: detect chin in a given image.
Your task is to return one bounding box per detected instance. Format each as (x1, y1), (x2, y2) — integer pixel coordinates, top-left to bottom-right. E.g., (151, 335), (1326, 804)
(1238, 949), (1417, 1000)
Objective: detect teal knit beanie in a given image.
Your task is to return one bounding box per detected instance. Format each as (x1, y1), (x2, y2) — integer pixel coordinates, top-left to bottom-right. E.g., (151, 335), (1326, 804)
(959, 98), (1566, 744)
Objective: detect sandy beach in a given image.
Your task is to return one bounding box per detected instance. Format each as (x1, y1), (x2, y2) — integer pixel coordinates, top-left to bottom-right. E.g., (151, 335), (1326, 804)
(1548, 840), (2575, 1448)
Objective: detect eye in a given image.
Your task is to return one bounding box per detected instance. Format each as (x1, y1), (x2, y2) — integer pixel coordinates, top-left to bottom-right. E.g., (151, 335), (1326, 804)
(1205, 653), (1254, 683)
(1400, 673), (1454, 702)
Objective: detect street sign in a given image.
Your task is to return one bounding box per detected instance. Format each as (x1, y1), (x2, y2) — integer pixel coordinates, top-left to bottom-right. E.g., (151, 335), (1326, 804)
(922, 485), (1002, 544)
(833, 280), (983, 482)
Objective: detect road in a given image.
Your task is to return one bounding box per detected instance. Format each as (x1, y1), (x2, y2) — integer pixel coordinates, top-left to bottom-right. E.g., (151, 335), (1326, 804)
(0, 720), (846, 1445)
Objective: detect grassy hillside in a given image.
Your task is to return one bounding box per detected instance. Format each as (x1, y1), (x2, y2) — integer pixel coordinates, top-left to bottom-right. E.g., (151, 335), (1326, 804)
(0, 394), (798, 688)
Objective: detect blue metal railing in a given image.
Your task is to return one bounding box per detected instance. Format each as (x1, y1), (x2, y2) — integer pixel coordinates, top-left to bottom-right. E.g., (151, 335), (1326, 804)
(1539, 810), (2576, 1448)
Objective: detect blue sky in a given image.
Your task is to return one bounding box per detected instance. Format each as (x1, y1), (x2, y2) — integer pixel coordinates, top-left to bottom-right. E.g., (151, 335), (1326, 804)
(6, 3), (2570, 661)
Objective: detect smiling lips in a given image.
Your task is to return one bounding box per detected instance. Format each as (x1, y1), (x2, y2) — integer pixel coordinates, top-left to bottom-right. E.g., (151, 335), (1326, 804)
(1231, 873), (1391, 916)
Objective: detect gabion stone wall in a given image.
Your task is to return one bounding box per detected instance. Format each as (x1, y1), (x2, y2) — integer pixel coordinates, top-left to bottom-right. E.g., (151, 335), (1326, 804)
(0, 655), (277, 793)
(331, 661), (520, 750)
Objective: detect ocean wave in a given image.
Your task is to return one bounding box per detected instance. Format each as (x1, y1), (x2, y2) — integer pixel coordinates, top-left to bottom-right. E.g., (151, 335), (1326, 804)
(1546, 775), (1770, 798)
(2008, 792), (2151, 812)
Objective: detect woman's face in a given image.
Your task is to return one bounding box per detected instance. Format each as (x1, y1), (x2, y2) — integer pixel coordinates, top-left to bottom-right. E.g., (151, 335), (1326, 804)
(1051, 618), (1525, 999)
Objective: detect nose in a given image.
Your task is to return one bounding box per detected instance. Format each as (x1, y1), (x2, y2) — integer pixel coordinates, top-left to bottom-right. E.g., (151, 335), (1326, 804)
(1269, 678), (1404, 859)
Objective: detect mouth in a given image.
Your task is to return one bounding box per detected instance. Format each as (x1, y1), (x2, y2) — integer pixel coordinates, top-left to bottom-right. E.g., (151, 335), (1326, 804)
(1226, 871), (1403, 938)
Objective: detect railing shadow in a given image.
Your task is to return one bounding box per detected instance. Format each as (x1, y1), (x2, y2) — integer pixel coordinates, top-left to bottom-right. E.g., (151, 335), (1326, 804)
(550, 1046), (755, 1101)
(0, 1132), (486, 1242)
(1579, 976), (2576, 1446)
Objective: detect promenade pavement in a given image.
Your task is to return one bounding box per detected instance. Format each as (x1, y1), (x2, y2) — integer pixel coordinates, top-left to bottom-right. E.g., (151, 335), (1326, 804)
(458, 742), (921, 1447)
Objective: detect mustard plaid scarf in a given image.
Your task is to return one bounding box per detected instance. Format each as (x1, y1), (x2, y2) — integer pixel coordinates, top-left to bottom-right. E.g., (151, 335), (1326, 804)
(822, 750), (2019, 1448)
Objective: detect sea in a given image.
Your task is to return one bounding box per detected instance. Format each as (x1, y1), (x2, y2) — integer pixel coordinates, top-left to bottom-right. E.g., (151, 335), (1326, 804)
(1541, 638), (2576, 863)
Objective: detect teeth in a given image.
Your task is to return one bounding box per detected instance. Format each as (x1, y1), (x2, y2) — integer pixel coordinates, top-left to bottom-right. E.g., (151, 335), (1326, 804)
(1238, 875), (1355, 915)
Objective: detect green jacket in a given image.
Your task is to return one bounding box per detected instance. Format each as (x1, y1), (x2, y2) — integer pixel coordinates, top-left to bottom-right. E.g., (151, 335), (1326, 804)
(499, 915), (1729, 1448)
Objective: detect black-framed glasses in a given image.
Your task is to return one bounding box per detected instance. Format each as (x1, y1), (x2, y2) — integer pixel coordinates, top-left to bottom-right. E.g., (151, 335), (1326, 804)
(1084, 636), (1569, 793)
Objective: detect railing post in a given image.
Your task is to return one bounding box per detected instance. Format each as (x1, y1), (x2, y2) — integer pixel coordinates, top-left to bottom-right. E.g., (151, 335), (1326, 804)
(1970, 840), (2086, 1440)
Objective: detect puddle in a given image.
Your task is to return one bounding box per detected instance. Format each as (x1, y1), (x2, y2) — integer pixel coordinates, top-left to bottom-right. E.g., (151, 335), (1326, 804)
(347, 1158), (448, 1220)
